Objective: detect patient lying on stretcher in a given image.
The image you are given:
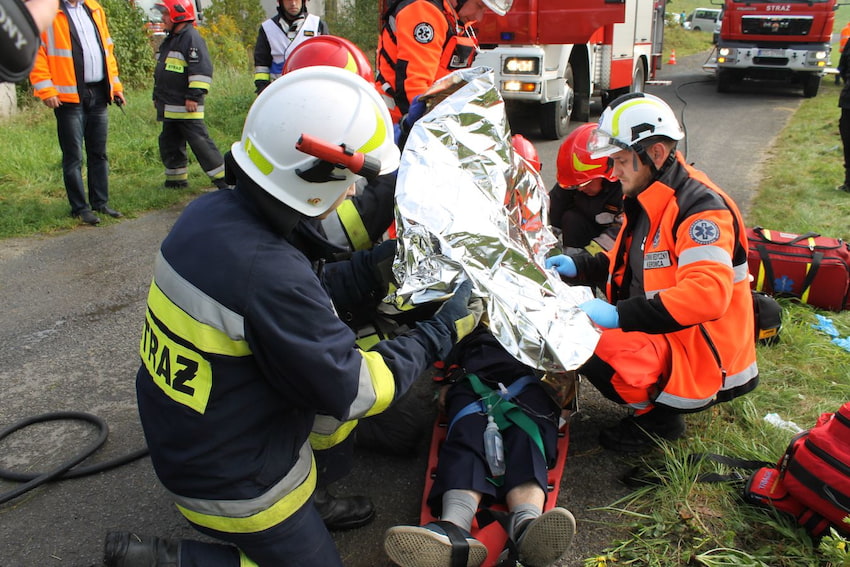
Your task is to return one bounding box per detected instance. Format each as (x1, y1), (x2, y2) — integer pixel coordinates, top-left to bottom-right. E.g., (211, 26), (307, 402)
(383, 326), (576, 567)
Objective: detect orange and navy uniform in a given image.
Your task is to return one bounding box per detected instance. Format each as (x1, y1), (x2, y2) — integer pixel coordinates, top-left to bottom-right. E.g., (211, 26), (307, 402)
(376, 0), (477, 122)
(29, 0), (122, 104)
(573, 152), (758, 413)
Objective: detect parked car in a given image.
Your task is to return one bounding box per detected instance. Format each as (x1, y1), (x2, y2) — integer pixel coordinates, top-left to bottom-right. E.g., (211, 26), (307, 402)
(713, 13), (723, 44)
(683, 8), (721, 32)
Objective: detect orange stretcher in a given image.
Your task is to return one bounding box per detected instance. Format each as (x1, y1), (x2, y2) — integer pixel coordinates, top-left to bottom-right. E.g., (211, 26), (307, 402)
(418, 416), (571, 567)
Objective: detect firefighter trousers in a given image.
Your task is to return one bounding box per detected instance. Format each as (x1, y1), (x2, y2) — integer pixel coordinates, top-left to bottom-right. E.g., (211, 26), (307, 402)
(158, 119), (225, 184)
(176, 497), (343, 567)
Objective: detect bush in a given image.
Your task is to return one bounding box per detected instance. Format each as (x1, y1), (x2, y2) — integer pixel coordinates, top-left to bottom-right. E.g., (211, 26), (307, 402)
(101, 0), (156, 88)
(202, 0), (266, 71)
(325, 0), (380, 64)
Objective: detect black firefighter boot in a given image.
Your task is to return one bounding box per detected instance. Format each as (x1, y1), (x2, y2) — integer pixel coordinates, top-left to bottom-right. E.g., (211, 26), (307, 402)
(599, 406), (686, 454)
(313, 487), (375, 531)
(103, 531), (180, 567)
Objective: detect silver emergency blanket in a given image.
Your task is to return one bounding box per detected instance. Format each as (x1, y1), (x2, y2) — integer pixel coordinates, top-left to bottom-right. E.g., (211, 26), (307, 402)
(389, 67), (599, 372)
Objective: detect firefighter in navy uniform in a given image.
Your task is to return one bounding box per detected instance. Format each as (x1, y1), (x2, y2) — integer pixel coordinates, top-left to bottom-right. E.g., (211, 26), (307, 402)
(376, 0), (513, 123)
(153, 0), (229, 190)
(103, 67), (482, 567)
(549, 123), (624, 253)
(252, 0), (328, 95)
(547, 93), (758, 454)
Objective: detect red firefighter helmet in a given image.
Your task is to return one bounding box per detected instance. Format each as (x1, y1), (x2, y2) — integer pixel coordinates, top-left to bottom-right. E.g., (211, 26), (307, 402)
(282, 36), (374, 83)
(154, 0), (195, 23)
(556, 123), (616, 187)
(511, 134), (541, 172)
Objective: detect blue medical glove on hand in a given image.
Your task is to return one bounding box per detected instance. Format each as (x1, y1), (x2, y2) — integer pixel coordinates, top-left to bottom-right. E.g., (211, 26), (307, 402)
(394, 96), (427, 148)
(579, 298), (619, 329)
(545, 255), (577, 278)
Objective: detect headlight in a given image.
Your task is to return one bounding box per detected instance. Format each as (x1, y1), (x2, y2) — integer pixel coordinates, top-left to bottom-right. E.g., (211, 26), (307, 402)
(503, 57), (540, 75)
(806, 51), (828, 65)
(719, 47), (731, 57)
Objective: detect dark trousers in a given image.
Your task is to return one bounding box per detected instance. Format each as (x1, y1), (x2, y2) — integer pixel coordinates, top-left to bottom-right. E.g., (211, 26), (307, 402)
(179, 499), (343, 567)
(54, 82), (110, 215)
(158, 119), (225, 182)
(840, 108), (850, 185)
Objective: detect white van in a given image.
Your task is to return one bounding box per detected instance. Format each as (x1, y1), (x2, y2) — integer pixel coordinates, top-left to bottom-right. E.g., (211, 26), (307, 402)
(683, 8), (721, 32)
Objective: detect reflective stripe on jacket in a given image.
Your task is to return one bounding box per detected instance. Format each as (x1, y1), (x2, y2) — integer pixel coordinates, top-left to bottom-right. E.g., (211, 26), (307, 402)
(29, 0), (121, 103)
(600, 153), (758, 411)
(376, 0), (476, 121)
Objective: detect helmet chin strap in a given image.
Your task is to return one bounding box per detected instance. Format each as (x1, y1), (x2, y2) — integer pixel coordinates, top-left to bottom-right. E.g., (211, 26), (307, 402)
(633, 143), (677, 181)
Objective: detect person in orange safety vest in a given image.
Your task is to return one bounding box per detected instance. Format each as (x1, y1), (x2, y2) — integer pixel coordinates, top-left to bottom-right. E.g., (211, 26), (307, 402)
(30, 0), (125, 225)
(376, 0), (512, 123)
(546, 93), (758, 454)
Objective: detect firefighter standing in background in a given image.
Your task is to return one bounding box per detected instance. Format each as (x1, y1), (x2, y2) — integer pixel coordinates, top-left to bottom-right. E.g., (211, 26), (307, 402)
(549, 123), (624, 253)
(253, 0), (328, 95)
(376, 0), (513, 123)
(547, 93), (758, 454)
(30, 0), (125, 225)
(103, 67), (482, 567)
(153, 0), (229, 190)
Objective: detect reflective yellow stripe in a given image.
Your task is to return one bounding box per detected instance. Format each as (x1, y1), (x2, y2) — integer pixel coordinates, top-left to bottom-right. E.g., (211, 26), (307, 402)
(141, 311), (213, 414)
(756, 261), (766, 291)
(355, 333), (381, 350)
(164, 110), (205, 120)
(309, 419), (358, 450)
(337, 200), (371, 251)
(239, 551), (258, 567)
(147, 281), (251, 357)
(176, 457), (317, 533)
(360, 349), (395, 417)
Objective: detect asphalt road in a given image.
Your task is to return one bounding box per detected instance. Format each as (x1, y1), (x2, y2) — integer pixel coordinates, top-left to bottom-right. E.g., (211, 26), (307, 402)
(0, 52), (802, 567)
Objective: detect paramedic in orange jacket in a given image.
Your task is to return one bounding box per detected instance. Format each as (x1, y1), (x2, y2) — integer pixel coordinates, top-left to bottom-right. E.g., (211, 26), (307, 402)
(30, 0), (124, 225)
(546, 93), (758, 454)
(376, 0), (512, 123)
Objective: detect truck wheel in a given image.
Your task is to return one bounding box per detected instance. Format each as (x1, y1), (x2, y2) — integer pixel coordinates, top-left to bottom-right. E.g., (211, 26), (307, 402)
(717, 69), (732, 93)
(803, 74), (821, 98)
(540, 66), (574, 139)
(632, 61), (646, 93)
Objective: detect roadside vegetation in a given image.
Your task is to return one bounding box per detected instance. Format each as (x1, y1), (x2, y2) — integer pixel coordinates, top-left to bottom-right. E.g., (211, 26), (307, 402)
(1, 1), (848, 565)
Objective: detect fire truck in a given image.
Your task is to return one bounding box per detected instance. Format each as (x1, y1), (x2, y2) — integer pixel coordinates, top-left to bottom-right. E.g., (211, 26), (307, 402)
(711, 0), (836, 97)
(473, 0), (666, 139)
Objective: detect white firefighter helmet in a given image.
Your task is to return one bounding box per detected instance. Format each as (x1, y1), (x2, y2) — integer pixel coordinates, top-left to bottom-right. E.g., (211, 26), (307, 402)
(588, 92), (684, 159)
(482, 0), (513, 16)
(230, 66), (399, 217)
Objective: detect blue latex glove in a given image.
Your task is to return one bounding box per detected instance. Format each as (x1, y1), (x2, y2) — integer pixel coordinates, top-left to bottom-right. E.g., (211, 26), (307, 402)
(405, 95), (426, 128)
(394, 96), (427, 148)
(545, 255), (577, 278)
(580, 298), (619, 328)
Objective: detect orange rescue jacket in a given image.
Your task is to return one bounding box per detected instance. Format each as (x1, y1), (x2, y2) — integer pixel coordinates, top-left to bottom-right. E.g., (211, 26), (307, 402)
(602, 153), (758, 411)
(376, 0), (476, 122)
(29, 0), (122, 104)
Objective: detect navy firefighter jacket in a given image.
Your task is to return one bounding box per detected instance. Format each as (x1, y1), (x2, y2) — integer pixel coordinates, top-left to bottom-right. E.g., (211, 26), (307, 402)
(136, 187), (437, 521)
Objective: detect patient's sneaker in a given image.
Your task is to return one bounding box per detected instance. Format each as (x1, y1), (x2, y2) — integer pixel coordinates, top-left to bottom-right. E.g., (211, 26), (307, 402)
(384, 521), (487, 567)
(515, 507), (576, 567)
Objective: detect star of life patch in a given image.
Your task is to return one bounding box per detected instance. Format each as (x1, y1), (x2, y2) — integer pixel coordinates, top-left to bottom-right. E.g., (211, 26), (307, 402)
(414, 22), (435, 44)
(689, 219), (720, 244)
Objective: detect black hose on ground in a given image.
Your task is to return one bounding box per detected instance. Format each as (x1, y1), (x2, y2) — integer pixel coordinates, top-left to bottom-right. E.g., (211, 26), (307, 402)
(0, 411), (149, 505)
